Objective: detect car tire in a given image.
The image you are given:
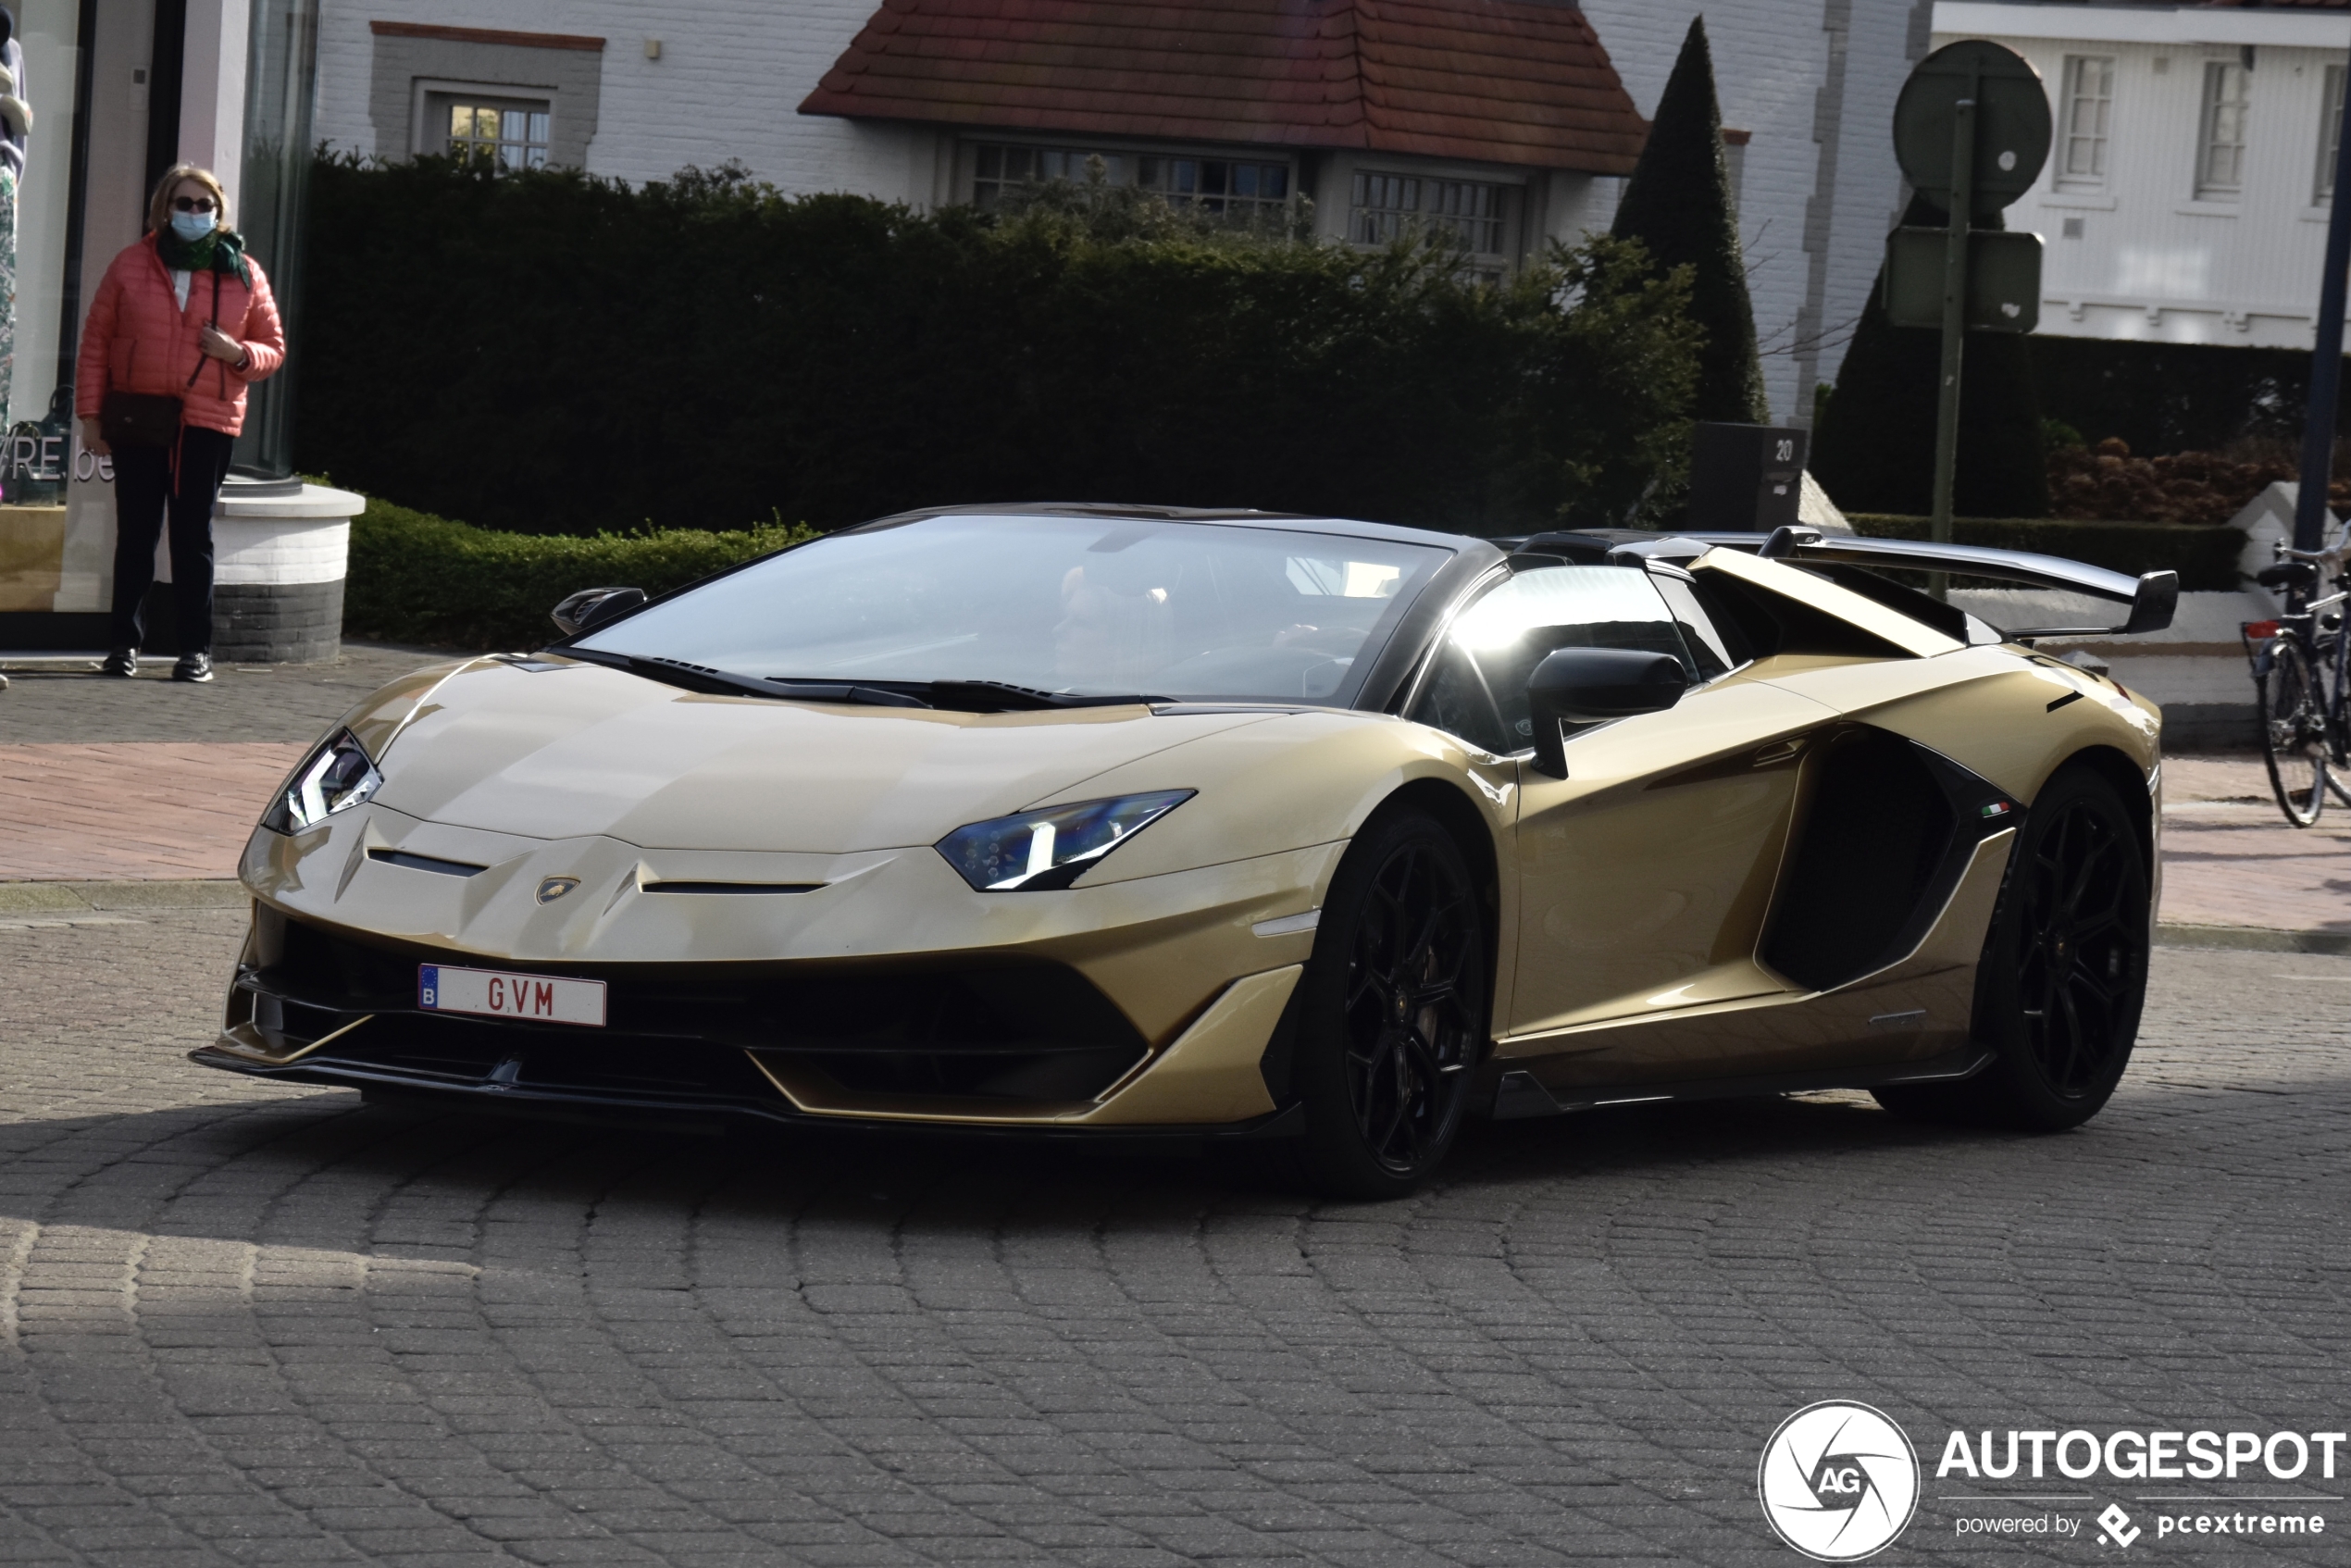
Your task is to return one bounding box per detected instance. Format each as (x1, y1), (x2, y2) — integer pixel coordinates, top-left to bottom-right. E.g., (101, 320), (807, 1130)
(1873, 764), (2149, 1131)
(1291, 808), (1486, 1199)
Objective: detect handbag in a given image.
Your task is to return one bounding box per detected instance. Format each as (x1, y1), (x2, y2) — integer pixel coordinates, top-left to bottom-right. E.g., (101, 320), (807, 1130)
(99, 271), (222, 450)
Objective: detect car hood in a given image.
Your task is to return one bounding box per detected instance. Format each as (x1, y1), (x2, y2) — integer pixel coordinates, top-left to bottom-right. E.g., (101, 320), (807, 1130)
(353, 657), (1278, 852)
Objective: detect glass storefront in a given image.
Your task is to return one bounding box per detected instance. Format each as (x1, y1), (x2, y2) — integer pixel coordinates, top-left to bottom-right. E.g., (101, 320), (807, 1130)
(0, 0), (84, 614)
(0, 0), (320, 635)
(231, 0), (314, 485)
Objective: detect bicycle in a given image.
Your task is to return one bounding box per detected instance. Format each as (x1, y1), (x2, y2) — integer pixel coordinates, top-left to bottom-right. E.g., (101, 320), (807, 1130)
(2246, 531), (2351, 826)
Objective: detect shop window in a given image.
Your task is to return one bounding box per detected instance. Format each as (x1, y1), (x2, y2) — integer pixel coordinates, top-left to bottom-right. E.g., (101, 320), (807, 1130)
(969, 143), (1292, 221)
(430, 93), (552, 171)
(3, 0), (90, 521)
(1349, 172), (1512, 274)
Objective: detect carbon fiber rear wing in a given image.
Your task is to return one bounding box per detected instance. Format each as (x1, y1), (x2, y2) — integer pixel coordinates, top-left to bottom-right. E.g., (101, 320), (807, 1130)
(1678, 527), (2179, 637)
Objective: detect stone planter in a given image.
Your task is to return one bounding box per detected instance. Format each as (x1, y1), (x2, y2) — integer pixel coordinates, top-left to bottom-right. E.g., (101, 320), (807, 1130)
(0, 481), (363, 660)
(210, 485), (364, 664)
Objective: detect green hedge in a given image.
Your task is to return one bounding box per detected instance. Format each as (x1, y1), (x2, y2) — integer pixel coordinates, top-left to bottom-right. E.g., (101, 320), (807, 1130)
(297, 157), (1701, 539)
(1845, 515), (2242, 591)
(344, 497), (815, 651)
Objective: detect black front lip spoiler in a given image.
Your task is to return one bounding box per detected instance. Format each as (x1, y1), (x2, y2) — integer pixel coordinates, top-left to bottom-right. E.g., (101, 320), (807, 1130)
(188, 1044), (1309, 1148)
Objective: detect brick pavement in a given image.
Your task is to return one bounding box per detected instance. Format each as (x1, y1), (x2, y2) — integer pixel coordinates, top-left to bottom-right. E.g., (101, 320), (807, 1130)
(2160, 756), (2351, 933)
(0, 645), (447, 884)
(0, 914), (2344, 1564)
(0, 744), (307, 880)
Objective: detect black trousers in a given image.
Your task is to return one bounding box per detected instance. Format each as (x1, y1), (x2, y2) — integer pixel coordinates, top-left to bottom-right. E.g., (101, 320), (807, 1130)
(107, 426), (238, 655)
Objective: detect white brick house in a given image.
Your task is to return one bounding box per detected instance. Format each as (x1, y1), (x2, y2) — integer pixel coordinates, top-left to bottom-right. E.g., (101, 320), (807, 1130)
(1935, 0), (2351, 353)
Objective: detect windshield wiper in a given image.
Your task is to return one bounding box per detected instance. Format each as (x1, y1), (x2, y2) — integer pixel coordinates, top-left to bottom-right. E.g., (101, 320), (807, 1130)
(566, 651), (1157, 712)
(565, 649), (931, 707)
(926, 680), (1170, 712)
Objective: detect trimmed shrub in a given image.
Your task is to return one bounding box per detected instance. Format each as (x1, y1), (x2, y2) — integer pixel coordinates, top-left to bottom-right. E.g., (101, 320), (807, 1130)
(1812, 197), (2048, 518)
(344, 496), (816, 651)
(2044, 438), (2349, 526)
(1845, 513), (2242, 591)
(298, 157), (1701, 538)
(1610, 18), (1769, 426)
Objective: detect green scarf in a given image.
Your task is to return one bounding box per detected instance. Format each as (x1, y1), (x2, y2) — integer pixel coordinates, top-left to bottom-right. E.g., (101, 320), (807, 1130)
(155, 225), (251, 286)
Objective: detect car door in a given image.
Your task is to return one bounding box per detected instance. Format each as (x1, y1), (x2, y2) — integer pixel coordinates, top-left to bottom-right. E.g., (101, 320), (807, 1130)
(1407, 562), (1837, 1046)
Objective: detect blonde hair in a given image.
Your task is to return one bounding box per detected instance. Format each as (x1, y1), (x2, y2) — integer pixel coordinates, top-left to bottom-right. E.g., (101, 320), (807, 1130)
(146, 164), (230, 234)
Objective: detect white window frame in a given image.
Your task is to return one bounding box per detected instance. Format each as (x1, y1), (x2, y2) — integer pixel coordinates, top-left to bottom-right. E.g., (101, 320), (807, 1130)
(2320, 64), (2345, 205)
(410, 79), (558, 170)
(964, 139), (1297, 224)
(1347, 170), (1517, 277)
(2196, 59), (2250, 201)
(2056, 55), (2113, 191)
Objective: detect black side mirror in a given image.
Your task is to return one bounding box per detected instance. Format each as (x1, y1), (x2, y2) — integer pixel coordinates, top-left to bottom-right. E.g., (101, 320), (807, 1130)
(551, 586), (648, 638)
(1525, 647), (1686, 778)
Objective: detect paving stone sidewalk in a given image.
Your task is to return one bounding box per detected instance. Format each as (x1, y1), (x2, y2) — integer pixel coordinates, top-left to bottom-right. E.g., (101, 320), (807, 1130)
(0, 912), (2343, 1565)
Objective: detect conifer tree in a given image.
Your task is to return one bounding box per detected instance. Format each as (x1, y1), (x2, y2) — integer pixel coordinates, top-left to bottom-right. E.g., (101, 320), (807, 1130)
(1811, 194), (2049, 518)
(1611, 18), (1770, 426)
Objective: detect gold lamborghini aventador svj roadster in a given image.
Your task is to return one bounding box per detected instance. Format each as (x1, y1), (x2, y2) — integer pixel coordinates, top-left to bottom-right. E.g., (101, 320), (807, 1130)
(203, 506), (2176, 1196)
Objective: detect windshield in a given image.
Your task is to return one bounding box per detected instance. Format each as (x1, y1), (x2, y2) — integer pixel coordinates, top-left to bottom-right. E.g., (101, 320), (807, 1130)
(576, 514), (1451, 704)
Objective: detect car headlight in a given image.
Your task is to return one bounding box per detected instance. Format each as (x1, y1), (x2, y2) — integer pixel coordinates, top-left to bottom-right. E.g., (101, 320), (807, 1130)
(936, 790), (1194, 891)
(262, 728), (384, 834)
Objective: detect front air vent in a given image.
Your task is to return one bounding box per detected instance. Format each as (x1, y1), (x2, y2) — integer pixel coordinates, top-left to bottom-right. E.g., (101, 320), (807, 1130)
(367, 849), (488, 878)
(642, 881), (822, 895)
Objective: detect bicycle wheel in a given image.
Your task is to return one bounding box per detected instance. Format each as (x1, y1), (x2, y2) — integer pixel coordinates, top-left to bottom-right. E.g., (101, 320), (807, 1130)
(2320, 632), (2351, 806)
(2258, 635), (2329, 827)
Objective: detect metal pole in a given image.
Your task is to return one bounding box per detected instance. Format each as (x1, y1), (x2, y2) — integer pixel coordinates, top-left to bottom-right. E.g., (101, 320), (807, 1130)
(1929, 93), (1977, 600)
(2297, 52), (2351, 554)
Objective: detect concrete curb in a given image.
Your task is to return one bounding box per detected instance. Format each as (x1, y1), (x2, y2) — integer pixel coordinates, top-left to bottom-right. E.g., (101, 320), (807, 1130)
(0, 879), (246, 913)
(2158, 922), (2351, 956)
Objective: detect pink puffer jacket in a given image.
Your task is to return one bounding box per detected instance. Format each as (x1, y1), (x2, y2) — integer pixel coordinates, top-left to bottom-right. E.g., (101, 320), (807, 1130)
(74, 232), (286, 438)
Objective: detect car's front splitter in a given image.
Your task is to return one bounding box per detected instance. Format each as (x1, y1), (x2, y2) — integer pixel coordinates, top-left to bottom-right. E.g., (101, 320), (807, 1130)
(190, 1040), (1308, 1148)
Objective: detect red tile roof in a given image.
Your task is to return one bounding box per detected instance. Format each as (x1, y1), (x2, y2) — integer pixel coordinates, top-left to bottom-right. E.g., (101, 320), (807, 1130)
(801, 0), (1648, 175)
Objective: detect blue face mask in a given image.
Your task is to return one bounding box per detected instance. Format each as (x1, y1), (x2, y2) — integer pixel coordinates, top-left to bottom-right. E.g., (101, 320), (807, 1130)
(168, 209), (217, 243)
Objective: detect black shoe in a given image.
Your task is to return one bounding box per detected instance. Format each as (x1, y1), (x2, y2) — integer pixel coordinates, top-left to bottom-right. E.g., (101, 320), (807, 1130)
(171, 653), (215, 683)
(99, 648), (138, 678)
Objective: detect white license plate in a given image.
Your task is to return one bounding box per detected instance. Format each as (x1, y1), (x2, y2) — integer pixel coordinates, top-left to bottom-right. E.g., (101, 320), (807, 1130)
(418, 964), (606, 1027)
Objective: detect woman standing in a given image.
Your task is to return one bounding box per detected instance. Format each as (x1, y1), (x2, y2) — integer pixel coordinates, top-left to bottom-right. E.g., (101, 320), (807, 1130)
(77, 163), (284, 682)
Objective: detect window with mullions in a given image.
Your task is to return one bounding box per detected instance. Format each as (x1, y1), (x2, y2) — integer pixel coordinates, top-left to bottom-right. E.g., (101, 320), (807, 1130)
(2196, 60), (2249, 200)
(1350, 172), (1511, 263)
(445, 98), (551, 171)
(970, 143), (1292, 219)
(2058, 56), (2113, 190)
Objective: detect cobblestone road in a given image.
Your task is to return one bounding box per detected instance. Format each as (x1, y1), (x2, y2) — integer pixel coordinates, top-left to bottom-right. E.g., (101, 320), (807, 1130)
(0, 915), (2345, 1565)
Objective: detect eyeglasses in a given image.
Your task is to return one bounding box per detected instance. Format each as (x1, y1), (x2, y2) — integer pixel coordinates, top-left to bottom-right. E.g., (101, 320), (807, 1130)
(170, 196), (218, 214)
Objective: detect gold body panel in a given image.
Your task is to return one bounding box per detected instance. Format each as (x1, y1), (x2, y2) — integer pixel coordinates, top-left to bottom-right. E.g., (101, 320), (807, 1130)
(220, 546), (2161, 1130)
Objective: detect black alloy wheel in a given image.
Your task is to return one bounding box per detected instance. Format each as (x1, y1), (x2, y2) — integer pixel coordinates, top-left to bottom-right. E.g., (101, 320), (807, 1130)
(2258, 636), (2328, 828)
(1876, 765), (2148, 1130)
(2009, 783), (2146, 1100)
(1294, 810), (1486, 1198)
